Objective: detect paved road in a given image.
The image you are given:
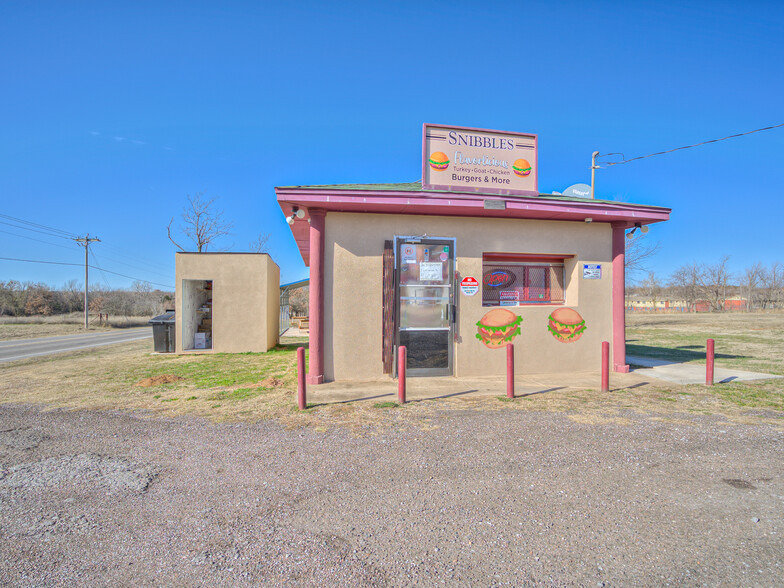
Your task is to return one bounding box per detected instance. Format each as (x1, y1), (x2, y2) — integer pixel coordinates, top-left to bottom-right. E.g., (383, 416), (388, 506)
(0, 328), (152, 363)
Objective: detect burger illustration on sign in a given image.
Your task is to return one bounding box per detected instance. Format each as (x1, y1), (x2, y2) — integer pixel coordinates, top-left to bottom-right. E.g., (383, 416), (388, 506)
(428, 151), (450, 171)
(512, 159), (532, 177)
(547, 308), (586, 343)
(476, 308), (522, 349)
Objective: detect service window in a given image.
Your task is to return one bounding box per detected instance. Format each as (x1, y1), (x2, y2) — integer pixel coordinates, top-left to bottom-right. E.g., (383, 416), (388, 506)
(481, 253), (567, 307)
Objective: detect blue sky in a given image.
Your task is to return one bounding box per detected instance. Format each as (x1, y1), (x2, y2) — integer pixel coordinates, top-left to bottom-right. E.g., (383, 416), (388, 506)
(1, 0), (782, 289)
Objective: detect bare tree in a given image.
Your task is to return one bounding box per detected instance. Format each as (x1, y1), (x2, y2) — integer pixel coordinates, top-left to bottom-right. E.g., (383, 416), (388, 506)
(625, 234), (661, 283)
(742, 262), (764, 312)
(697, 256), (733, 311)
(168, 192), (233, 252)
(761, 261), (783, 309)
(62, 279), (83, 312)
(249, 233), (271, 253)
(289, 287), (308, 316)
(639, 271), (663, 311)
(669, 262), (701, 312)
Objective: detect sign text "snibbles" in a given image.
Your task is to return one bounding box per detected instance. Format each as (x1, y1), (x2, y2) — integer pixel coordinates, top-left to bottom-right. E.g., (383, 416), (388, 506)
(448, 131), (514, 150)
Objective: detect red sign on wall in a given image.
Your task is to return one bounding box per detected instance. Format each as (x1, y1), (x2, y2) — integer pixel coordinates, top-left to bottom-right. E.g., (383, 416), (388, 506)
(500, 290), (520, 306)
(460, 276), (479, 296)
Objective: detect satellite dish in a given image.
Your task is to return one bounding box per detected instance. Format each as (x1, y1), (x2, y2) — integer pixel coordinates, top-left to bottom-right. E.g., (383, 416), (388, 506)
(562, 183), (592, 199)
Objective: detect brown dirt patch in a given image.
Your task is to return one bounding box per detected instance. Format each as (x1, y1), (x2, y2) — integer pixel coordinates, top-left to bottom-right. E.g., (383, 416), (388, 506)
(260, 376), (284, 388)
(134, 374), (185, 387)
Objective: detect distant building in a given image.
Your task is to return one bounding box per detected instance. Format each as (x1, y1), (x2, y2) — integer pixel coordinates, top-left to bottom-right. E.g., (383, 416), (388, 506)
(626, 297), (690, 312)
(626, 296), (746, 312)
(693, 296), (747, 312)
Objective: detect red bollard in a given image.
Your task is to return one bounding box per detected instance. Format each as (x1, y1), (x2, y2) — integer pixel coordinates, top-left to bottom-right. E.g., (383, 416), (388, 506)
(601, 341), (610, 392)
(297, 347), (307, 410)
(506, 343), (514, 398)
(398, 346), (407, 404)
(706, 338), (715, 386)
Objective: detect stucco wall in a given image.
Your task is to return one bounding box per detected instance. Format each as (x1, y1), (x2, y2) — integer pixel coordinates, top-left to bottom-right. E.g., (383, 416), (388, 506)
(175, 253), (279, 353)
(180, 279), (211, 350)
(266, 260), (281, 349)
(324, 212), (613, 381)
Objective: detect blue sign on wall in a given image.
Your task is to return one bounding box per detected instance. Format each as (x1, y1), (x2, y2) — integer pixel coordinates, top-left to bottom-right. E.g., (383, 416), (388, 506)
(583, 264), (601, 279)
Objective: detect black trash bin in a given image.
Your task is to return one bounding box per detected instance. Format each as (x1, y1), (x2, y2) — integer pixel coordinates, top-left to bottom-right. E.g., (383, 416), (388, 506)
(149, 310), (176, 353)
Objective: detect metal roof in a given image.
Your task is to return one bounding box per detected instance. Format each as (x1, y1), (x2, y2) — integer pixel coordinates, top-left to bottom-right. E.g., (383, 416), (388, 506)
(149, 310), (175, 324)
(281, 278), (309, 291)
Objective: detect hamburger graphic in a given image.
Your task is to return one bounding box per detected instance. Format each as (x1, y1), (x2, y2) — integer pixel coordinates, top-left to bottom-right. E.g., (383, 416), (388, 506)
(429, 151), (450, 171)
(512, 159), (532, 177)
(547, 308), (586, 343)
(476, 308), (523, 349)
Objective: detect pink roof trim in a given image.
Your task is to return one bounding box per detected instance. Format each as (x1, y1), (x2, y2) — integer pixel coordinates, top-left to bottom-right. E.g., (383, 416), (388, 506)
(276, 186), (670, 266)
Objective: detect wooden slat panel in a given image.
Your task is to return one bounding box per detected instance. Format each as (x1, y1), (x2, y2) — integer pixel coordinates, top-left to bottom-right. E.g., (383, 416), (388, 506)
(382, 240), (395, 374)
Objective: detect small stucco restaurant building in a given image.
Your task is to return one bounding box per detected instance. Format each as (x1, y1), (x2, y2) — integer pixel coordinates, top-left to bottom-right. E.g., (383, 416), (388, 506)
(276, 124), (670, 384)
(175, 252), (280, 353)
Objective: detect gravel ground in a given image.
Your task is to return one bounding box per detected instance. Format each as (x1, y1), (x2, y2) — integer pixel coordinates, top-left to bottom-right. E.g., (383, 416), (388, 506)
(0, 404), (782, 586)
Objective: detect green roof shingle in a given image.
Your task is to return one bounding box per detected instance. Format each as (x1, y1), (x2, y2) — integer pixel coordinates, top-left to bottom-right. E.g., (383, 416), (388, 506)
(275, 182), (663, 208)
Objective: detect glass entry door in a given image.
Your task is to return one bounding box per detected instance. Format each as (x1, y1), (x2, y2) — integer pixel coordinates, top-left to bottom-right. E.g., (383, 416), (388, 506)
(396, 238), (455, 376)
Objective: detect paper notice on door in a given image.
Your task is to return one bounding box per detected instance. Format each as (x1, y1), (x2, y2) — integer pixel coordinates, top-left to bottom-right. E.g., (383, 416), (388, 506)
(419, 262), (443, 281)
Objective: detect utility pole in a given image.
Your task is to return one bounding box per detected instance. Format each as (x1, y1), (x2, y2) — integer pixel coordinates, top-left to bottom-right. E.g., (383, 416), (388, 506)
(591, 151), (600, 199)
(74, 234), (100, 329)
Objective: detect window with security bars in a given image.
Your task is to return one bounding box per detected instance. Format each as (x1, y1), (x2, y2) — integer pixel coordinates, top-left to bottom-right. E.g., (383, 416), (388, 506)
(482, 255), (566, 307)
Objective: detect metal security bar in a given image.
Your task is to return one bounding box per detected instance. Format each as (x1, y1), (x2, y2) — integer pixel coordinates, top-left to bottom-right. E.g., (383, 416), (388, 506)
(482, 263), (564, 306)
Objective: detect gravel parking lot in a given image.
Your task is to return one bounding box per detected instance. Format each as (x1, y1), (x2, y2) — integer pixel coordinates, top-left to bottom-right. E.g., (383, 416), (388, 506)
(1, 404), (782, 586)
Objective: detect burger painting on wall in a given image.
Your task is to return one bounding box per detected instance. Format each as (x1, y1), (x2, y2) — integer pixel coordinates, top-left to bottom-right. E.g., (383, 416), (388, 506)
(476, 308), (523, 349)
(547, 308), (586, 343)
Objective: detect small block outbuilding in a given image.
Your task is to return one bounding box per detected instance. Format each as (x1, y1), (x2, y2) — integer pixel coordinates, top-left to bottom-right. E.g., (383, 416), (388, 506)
(175, 252), (280, 353)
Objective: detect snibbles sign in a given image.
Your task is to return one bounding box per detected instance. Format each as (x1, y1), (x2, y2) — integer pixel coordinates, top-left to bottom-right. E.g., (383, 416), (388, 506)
(423, 123), (538, 197)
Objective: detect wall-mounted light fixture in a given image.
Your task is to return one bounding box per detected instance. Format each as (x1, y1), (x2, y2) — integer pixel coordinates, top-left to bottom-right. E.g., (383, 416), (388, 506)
(286, 207), (306, 225)
(626, 222), (650, 239)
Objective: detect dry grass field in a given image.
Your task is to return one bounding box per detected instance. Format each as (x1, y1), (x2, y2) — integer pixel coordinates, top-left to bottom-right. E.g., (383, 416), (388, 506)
(0, 312), (782, 430)
(0, 314), (151, 340)
(627, 311), (784, 375)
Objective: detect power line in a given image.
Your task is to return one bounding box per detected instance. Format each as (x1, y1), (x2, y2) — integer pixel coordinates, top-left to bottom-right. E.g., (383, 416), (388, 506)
(99, 242), (173, 273)
(0, 255), (175, 290)
(0, 256), (80, 267)
(0, 212), (174, 289)
(0, 220), (75, 240)
(89, 249), (113, 291)
(1, 212), (172, 277)
(88, 266), (174, 289)
(0, 228), (78, 251)
(603, 122), (784, 167)
(88, 251), (174, 289)
(93, 250), (174, 280)
(0, 213), (77, 238)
